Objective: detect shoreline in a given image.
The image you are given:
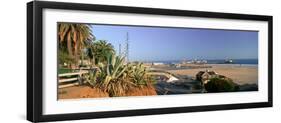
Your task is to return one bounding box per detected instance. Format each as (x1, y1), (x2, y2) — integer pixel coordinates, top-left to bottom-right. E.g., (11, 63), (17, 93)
(205, 63), (258, 67)
(166, 64), (258, 85)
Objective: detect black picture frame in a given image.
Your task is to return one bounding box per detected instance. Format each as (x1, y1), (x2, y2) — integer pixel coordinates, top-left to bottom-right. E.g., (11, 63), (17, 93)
(27, 1), (273, 122)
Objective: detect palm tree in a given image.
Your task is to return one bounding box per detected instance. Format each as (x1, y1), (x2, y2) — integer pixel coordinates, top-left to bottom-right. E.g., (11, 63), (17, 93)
(58, 23), (94, 64)
(86, 40), (115, 64)
(85, 43), (95, 66)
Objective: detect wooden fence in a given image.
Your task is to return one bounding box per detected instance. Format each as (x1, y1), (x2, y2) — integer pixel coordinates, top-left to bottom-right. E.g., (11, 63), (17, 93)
(58, 71), (88, 89)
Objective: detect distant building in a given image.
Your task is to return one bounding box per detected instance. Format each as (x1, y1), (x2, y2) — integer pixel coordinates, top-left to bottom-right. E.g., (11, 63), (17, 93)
(170, 63), (181, 68)
(175, 64), (181, 68)
(224, 59), (233, 64)
(195, 60), (207, 64)
(152, 62), (164, 65)
(184, 59), (207, 64)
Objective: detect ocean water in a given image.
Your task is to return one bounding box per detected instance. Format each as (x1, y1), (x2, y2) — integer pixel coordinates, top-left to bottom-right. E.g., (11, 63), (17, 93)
(207, 59), (258, 65)
(148, 59), (258, 65)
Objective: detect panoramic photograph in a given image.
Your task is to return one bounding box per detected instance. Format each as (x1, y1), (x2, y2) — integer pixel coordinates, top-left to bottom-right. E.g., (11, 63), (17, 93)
(57, 23), (258, 100)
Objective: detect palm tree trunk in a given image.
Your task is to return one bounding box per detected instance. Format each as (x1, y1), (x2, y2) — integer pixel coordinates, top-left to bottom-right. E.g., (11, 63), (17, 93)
(81, 48), (84, 67)
(74, 41), (80, 67)
(67, 34), (73, 58)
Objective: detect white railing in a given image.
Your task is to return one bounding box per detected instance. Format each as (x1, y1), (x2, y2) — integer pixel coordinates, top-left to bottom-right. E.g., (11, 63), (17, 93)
(58, 71), (88, 89)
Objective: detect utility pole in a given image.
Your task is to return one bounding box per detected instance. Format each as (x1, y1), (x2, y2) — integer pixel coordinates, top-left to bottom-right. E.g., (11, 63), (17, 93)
(119, 32), (129, 62)
(125, 32), (129, 62)
(119, 43), (121, 56)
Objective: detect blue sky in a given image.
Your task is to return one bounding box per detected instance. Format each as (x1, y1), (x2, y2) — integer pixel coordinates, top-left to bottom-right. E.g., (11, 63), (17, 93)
(91, 24), (258, 62)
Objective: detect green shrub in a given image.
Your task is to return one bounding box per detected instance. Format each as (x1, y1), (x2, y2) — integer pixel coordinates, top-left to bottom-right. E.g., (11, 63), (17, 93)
(126, 63), (155, 86)
(58, 50), (75, 66)
(204, 77), (238, 92)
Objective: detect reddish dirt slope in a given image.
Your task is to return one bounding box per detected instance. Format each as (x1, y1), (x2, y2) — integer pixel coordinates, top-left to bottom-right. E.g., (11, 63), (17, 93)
(58, 85), (157, 100)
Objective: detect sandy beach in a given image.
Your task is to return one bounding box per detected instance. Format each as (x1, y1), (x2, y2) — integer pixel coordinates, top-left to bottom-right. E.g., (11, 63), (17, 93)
(58, 64), (258, 99)
(167, 64), (258, 85)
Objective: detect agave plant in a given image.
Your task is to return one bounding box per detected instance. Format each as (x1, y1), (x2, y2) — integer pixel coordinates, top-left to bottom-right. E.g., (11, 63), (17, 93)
(99, 54), (127, 84)
(84, 53), (155, 97)
(127, 63), (149, 86)
(84, 68), (100, 87)
(96, 53), (134, 97)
